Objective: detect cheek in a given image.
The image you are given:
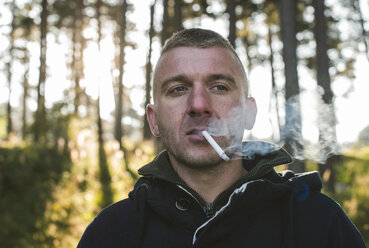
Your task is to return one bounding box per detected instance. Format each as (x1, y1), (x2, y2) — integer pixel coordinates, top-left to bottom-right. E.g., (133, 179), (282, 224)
(157, 104), (186, 129)
(218, 97), (243, 114)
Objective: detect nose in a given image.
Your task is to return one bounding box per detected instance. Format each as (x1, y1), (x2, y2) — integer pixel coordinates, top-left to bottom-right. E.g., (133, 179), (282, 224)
(187, 85), (213, 117)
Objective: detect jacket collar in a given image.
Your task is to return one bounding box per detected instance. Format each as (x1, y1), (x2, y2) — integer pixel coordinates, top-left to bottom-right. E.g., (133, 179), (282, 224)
(138, 150), (185, 185)
(138, 141), (293, 185)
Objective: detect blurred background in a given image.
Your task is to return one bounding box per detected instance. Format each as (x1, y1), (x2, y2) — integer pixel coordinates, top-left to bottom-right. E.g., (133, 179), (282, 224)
(0, 0), (369, 247)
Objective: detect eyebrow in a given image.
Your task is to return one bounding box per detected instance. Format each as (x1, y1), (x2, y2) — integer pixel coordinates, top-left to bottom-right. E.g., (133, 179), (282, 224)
(160, 74), (191, 92)
(207, 74), (236, 85)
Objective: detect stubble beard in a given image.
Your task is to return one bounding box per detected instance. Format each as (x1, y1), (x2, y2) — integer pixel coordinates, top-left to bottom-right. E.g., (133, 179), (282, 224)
(159, 127), (225, 170)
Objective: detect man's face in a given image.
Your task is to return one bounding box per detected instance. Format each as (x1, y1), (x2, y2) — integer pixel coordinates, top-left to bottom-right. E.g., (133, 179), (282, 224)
(147, 46), (256, 169)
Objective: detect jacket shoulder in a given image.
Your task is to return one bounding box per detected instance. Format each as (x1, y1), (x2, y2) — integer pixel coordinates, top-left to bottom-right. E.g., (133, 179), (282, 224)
(77, 199), (134, 248)
(294, 192), (366, 247)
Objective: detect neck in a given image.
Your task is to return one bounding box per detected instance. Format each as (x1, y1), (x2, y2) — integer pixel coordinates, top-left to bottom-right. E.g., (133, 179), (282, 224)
(170, 156), (247, 203)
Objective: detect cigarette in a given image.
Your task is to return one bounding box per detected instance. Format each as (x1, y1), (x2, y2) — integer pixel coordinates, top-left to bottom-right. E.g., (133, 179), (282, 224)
(201, 130), (230, 161)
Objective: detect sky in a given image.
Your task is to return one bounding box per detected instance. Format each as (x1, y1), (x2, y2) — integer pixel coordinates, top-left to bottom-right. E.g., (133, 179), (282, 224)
(0, 0), (369, 146)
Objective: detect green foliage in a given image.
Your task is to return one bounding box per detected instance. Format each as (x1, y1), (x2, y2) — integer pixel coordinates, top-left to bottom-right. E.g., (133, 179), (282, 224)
(0, 116), (6, 139)
(330, 147), (369, 245)
(0, 145), (71, 248)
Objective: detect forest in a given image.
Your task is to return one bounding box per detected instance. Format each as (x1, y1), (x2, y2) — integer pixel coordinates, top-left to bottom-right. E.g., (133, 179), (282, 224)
(0, 0), (369, 247)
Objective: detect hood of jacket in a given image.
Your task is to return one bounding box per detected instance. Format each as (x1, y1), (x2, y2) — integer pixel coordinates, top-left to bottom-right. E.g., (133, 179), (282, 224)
(132, 141), (323, 211)
(127, 141), (324, 247)
(135, 141), (322, 198)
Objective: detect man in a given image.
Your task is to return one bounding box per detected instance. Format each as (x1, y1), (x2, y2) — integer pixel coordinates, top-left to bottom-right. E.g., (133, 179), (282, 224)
(78, 28), (365, 248)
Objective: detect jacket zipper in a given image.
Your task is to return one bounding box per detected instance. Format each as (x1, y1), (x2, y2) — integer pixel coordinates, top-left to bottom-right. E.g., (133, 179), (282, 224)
(203, 202), (214, 218)
(191, 179), (263, 245)
(176, 185), (216, 218)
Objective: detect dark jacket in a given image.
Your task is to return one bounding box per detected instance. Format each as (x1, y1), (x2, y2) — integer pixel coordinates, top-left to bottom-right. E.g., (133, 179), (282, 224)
(77, 142), (366, 248)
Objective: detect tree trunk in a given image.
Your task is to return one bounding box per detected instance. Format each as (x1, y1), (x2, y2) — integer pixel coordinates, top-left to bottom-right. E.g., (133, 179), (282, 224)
(268, 25), (282, 141)
(34, 0), (48, 143)
(144, 1), (156, 140)
(156, 0), (170, 153)
(313, 0), (337, 193)
(22, 55), (30, 140)
(173, 0), (183, 32)
(6, 1), (15, 139)
(81, 30), (87, 115)
(227, 0), (237, 48)
(114, 0), (127, 143)
(244, 38), (252, 73)
(113, 0), (137, 181)
(72, 0), (84, 116)
(279, 0), (305, 172)
(96, 0), (113, 208)
(161, 0), (170, 45)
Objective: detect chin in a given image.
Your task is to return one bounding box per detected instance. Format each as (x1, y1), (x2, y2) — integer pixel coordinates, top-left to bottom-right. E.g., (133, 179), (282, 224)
(185, 159), (222, 170)
(176, 151), (223, 170)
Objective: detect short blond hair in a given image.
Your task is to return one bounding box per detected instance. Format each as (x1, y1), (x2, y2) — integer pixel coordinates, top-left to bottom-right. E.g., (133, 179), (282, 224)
(153, 28), (249, 102)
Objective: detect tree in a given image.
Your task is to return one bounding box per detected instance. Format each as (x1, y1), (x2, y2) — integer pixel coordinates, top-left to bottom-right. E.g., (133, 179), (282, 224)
(267, 25), (282, 140)
(11, 2), (37, 140)
(5, 0), (16, 139)
(52, 0), (87, 118)
(144, 0), (156, 140)
(227, 0), (236, 48)
(313, 0), (337, 193)
(21, 55), (30, 140)
(114, 0), (127, 144)
(161, 0), (170, 45)
(279, 0), (305, 172)
(34, 0), (48, 143)
(264, 1), (283, 140)
(72, 0), (85, 116)
(174, 0), (183, 32)
(111, 0), (138, 180)
(96, 0), (113, 208)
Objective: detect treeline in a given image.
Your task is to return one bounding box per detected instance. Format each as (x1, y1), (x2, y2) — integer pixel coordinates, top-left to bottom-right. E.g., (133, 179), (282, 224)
(1, 0), (369, 246)
(2, 0), (368, 190)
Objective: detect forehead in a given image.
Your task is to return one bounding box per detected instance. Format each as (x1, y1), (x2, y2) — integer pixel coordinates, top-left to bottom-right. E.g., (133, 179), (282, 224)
(154, 46), (245, 87)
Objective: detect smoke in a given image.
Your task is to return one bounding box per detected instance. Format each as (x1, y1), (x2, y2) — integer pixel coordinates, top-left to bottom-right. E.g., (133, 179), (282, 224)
(306, 92), (339, 163)
(201, 105), (248, 157)
(280, 93), (340, 164)
(280, 94), (305, 161)
(203, 92), (340, 164)
(206, 105), (247, 137)
(282, 93), (340, 164)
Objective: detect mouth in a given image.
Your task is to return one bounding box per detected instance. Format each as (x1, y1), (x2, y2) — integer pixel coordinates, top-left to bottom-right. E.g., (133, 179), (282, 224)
(186, 128), (208, 141)
(186, 128), (207, 135)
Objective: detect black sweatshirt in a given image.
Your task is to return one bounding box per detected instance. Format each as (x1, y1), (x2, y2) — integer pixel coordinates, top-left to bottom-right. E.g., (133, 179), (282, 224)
(78, 142), (366, 248)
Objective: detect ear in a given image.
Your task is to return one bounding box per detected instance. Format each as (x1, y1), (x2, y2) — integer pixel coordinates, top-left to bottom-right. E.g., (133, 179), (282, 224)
(245, 97), (257, 130)
(146, 104), (160, 137)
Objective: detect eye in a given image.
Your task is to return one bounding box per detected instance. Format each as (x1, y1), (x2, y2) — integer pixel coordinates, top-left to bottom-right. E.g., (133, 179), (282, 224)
(211, 84), (229, 92)
(169, 85), (188, 95)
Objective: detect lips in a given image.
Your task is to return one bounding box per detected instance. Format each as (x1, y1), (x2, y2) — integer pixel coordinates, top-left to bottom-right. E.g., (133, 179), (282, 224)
(186, 128), (207, 135)
(185, 128), (208, 142)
